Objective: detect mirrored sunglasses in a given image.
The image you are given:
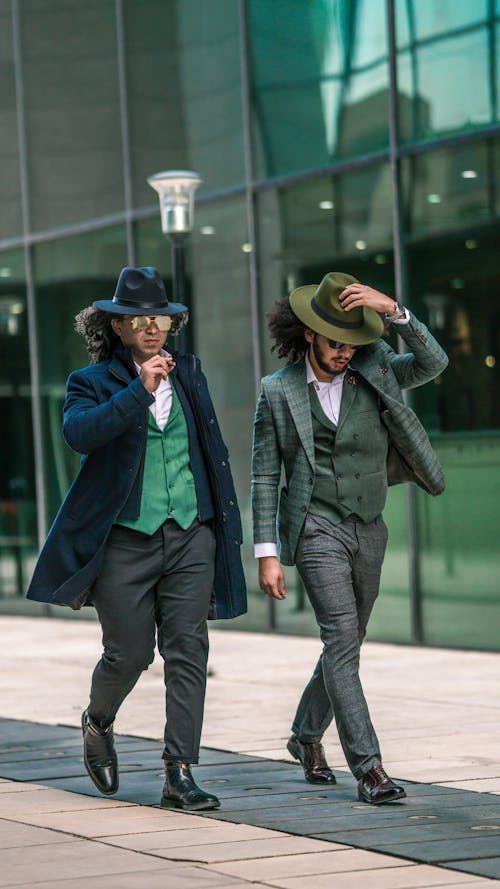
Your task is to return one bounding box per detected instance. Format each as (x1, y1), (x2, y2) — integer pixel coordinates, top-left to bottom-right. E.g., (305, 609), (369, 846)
(129, 315), (172, 332)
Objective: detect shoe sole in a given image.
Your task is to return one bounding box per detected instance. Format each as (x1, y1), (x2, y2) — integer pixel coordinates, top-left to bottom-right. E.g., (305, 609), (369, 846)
(160, 797), (220, 811)
(358, 788), (407, 805)
(287, 738), (336, 785)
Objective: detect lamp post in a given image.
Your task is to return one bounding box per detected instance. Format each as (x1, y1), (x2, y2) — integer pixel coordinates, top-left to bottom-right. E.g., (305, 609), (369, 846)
(147, 170), (202, 308)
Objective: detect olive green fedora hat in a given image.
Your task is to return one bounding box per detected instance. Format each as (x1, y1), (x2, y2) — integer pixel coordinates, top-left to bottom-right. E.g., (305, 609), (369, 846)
(289, 271), (384, 345)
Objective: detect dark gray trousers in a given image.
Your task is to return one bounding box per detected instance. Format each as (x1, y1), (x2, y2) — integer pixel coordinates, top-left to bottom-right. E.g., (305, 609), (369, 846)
(292, 513), (388, 779)
(88, 518), (216, 764)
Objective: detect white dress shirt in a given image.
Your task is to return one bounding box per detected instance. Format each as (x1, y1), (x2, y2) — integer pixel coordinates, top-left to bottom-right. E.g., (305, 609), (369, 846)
(134, 349), (173, 431)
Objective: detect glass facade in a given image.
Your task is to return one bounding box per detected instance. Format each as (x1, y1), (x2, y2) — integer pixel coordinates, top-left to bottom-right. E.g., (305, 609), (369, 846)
(1, 0), (499, 649)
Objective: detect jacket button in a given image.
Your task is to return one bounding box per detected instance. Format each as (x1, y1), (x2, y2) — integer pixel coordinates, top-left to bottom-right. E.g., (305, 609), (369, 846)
(229, 500), (234, 506)
(209, 418), (214, 424)
(336, 474), (342, 480)
(221, 461), (226, 467)
(301, 505), (307, 512)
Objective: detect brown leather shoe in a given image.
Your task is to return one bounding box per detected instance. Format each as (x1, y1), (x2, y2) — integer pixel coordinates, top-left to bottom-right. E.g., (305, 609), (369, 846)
(287, 735), (336, 784)
(358, 764), (406, 804)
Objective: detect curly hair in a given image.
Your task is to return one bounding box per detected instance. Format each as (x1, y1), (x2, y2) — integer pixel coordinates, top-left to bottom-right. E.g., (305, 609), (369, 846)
(267, 297), (308, 364)
(74, 307), (189, 364)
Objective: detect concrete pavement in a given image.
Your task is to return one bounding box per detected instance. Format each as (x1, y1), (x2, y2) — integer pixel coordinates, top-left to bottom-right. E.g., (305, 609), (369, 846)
(0, 615), (499, 887)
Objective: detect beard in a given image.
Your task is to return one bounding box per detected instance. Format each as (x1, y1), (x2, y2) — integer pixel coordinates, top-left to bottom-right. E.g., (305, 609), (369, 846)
(311, 335), (347, 377)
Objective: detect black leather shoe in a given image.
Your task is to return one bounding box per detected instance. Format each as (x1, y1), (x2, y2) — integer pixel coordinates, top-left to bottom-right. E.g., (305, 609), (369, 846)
(161, 762), (220, 811)
(358, 764), (406, 804)
(81, 709), (118, 795)
(287, 735), (336, 784)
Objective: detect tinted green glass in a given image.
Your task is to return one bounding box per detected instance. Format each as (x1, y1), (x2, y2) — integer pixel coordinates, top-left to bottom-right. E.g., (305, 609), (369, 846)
(20, 0), (123, 231)
(34, 227), (127, 525)
(403, 142), (490, 237)
(248, 0), (389, 179)
(417, 438), (500, 650)
(396, 0), (488, 44)
(0, 4), (22, 240)
(396, 0), (492, 142)
(0, 250), (37, 599)
(125, 0), (245, 205)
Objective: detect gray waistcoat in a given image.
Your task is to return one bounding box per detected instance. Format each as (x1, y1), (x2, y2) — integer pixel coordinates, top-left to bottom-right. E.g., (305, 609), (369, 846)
(308, 379), (389, 524)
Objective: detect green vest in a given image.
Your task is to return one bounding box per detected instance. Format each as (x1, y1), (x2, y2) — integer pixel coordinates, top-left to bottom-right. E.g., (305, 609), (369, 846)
(308, 380), (389, 524)
(117, 387), (198, 534)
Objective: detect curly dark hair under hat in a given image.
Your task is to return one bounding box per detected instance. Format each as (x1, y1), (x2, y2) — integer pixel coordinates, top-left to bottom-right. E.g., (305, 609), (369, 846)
(267, 297), (309, 365)
(75, 306), (189, 364)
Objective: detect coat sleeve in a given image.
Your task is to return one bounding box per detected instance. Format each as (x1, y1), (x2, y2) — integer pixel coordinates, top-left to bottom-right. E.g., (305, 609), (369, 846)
(63, 369), (153, 454)
(251, 380), (282, 545)
(383, 314), (449, 390)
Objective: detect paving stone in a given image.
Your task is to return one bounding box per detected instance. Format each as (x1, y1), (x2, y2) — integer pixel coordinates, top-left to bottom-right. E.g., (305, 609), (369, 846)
(0, 839), (176, 886)
(0, 818), (76, 849)
(203, 848), (410, 881)
(1, 864), (241, 889)
(444, 858), (500, 880)
(262, 867), (496, 889)
(102, 822), (290, 851)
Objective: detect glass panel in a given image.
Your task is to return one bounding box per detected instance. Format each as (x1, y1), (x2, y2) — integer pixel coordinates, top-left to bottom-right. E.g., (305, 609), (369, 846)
(34, 227), (127, 525)
(0, 3), (22, 240)
(125, 0), (245, 207)
(0, 250), (37, 599)
(187, 199), (261, 630)
(20, 0), (124, 231)
(418, 437), (500, 650)
(255, 174), (411, 640)
(404, 144), (500, 433)
(404, 142), (491, 238)
(396, 0), (489, 46)
(397, 26), (491, 142)
(248, 0), (390, 179)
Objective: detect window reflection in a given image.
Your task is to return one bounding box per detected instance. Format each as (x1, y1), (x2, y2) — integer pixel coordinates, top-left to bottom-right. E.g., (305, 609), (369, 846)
(396, 1), (496, 141)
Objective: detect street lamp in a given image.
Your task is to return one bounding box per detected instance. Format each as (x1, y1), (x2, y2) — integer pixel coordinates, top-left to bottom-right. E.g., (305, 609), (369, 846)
(147, 169), (203, 307)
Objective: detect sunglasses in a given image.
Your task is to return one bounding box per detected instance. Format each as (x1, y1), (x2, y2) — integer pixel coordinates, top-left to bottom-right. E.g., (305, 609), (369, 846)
(129, 315), (172, 332)
(327, 339), (357, 350)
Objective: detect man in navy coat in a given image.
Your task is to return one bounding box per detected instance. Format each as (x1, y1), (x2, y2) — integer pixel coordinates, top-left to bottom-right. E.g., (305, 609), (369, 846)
(27, 266), (246, 811)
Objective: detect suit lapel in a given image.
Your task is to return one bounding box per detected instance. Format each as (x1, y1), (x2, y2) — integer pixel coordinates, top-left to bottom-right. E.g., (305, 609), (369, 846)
(336, 370), (359, 433)
(281, 360), (315, 468)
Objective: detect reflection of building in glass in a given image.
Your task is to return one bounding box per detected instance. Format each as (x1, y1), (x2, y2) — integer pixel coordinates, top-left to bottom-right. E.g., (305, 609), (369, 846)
(1, 0), (499, 651)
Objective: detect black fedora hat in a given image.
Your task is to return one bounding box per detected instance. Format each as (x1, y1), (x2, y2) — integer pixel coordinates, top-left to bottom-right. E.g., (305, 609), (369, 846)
(93, 266), (187, 315)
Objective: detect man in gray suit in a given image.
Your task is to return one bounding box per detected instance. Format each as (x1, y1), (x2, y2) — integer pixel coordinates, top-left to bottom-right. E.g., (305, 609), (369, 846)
(252, 272), (448, 804)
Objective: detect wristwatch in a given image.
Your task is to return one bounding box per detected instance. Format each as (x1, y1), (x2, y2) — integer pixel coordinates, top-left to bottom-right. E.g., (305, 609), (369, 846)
(384, 301), (406, 323)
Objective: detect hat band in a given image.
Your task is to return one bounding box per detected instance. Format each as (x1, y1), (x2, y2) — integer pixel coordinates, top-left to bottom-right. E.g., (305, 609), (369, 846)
(311, 297), (363, 330)
(113, 296), (169, 309)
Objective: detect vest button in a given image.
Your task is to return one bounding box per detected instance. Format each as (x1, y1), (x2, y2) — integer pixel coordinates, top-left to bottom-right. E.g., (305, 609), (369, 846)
(336, 474), (342, 480)
(209, 418), (215, 424)
(221, 461), (226, 467)
(301, 505), (307, 512)
(355, 473), (360, 478)
(353, 433), (359, 439)
(229, 500), (234, 506)
(308, 477), (313, 485)
(357, 496), (362, 501)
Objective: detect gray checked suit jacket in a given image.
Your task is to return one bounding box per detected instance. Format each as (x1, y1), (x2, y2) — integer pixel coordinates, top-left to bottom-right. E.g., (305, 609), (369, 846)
(251, 314), (449, 566)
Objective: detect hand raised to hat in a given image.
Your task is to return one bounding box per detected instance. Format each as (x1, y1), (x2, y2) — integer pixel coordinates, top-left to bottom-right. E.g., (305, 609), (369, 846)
(338, 283), (396, 316)
(139, 354), (176, 393)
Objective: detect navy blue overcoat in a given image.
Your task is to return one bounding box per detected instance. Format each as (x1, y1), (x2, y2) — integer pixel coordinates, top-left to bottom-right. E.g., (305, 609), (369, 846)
(26, 346), (247, 620)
